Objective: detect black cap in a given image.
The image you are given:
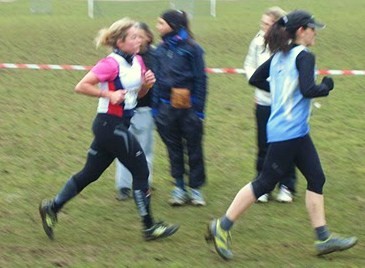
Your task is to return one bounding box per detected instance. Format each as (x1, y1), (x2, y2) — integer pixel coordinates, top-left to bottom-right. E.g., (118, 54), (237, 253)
(161, 9), (188, 31)
(282, 10), (325, 32)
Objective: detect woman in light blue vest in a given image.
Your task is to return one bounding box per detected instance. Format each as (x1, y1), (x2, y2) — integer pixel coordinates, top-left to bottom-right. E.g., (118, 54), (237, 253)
(206, 10), (357, 260)
(244, 6), (297, 203)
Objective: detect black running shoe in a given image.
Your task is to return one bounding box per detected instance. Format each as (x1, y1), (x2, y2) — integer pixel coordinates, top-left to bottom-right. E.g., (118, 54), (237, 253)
(39, 199), (58, 240)
(143, 221), (179, 241)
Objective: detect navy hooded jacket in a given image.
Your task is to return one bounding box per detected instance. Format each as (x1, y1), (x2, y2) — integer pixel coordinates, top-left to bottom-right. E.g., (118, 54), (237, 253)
(153, 30), (207, 114)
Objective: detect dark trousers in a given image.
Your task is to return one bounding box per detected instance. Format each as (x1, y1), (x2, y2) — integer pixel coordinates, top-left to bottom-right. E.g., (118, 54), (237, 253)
(155, 103), (205, 189)
(252, 134), (326, 198)
(72, 114), (149, 193)
(255, 104), (296, 192)
(53, 114), (153, 228)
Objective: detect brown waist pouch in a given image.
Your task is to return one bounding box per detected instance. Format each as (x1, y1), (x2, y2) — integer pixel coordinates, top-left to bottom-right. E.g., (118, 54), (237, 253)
(170, 87), (191, 109)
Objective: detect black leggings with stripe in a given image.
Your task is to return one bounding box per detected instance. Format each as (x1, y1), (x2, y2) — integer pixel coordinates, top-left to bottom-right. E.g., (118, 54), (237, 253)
(72, 113), (149, 193)
(53, 113), (153, 228)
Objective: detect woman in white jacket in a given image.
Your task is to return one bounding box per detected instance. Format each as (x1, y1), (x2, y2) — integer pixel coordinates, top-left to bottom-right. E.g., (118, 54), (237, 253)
(244, 6), (297, 203)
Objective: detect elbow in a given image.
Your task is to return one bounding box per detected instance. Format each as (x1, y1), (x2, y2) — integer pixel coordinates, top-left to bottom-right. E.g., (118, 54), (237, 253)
(248, 72), (259, 86)
(301, 91), (311, 98)
(74, 82), (83, 94)
(301, 91), (320, 98)
(248, 77), (256, 87)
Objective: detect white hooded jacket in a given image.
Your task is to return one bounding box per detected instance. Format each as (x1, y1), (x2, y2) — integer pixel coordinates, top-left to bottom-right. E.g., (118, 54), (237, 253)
(243, 30), (272, 106)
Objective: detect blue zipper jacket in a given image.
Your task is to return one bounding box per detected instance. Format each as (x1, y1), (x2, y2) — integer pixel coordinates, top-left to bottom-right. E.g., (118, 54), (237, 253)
(153, 29), (207, 115)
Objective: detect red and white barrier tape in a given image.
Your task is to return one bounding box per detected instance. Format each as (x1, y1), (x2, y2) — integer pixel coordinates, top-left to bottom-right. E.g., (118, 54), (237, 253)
(0, 63), (92, 71)
(1, 63), (365, 75)
(206, 68), (365, 76)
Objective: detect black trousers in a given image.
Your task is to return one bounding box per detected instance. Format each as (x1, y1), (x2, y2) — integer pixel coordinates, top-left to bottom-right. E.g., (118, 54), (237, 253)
(72, 114), (149, 192)
(155, 103), (205, 189)
(255, 104), (296, 192)
(252, 134), (326, 198)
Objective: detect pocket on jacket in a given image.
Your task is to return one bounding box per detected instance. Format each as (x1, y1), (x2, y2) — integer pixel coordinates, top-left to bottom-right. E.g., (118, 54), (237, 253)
(170, 87), (191, 109)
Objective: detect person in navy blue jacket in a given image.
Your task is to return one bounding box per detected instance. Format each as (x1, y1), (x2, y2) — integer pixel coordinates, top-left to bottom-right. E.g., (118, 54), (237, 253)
(153, 9), (207, 206)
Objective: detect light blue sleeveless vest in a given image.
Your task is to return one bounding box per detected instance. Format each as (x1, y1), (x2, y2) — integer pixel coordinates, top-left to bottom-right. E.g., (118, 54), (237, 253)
(267, 45), (313, 142)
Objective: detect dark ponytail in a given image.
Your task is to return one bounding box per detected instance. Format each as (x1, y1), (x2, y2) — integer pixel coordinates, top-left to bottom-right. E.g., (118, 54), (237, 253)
(264, 18), (295, 53)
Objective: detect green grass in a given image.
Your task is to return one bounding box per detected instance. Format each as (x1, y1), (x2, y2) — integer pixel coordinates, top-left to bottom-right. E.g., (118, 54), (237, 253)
(1, 0), (364, 267)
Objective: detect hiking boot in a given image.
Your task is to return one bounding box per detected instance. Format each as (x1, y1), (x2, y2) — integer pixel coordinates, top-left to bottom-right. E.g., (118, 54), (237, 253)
(257, 193), (269, 203)
(143, 221), (180, 241)
(39, 199), (58, 240)
(205, 219), (233, 260)
(116, 187), (132, 201)
(190, 188), (206, 206)
(315, 234), (358, 256)
(169, 187), (190, 206)
(276, 186), (293, 203)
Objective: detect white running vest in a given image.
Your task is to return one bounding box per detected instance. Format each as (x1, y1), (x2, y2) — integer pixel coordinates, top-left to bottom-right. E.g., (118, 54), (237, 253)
(97, 53), (143, 116)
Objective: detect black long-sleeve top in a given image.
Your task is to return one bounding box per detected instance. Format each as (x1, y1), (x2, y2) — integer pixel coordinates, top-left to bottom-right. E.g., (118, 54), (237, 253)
(249, 47), (332, 98)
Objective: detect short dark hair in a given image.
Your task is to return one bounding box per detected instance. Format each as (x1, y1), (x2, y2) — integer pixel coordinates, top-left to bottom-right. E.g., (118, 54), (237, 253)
(136, 22), (154, 45)
(161, 9), (188, 31)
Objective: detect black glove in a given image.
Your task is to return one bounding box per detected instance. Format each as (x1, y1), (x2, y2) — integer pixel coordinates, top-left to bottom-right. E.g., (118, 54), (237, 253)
(321, 76), (334, 91)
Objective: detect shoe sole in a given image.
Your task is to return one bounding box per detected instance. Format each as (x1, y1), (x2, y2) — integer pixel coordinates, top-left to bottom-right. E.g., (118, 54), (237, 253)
(115, 195), (131, 201)
(276, 199), (293, 203)
(191, 200), (206, 206)
(191, 202), (207, 207)
(317, 239), (358, 256)
(169, 201), (187, 206)
(205, 220), (232, 261)
(39, 202), (54, 240)
(169, 199), (189, 206)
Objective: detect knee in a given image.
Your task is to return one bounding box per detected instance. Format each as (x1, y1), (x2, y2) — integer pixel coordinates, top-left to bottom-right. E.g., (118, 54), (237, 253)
(252, 175), (277, 198)
(307, 175), (326, 194)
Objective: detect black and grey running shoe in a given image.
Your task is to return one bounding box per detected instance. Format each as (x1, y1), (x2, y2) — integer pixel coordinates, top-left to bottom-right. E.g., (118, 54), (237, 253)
(143, 221), (179, 241)
(39, 199), (58, 240)
(315, 234), (358, 256)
